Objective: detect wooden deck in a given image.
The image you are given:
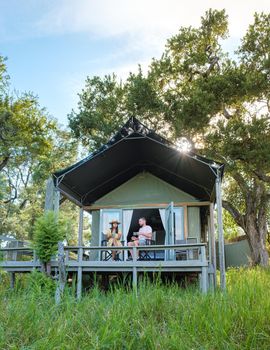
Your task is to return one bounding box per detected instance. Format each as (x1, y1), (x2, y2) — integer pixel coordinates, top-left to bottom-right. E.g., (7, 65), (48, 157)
(0, 244), (214, 295)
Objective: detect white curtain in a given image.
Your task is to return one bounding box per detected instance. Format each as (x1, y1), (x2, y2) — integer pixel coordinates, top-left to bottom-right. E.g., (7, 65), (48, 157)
(123, 210), (133, 242)
(159, 209), (166, 229)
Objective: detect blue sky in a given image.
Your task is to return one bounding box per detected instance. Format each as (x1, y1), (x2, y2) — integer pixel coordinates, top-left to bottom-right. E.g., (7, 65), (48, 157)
(0, 0), (269, 126)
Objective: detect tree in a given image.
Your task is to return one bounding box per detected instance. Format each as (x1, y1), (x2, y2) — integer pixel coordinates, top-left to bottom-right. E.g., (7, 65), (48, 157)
(68, 68), (166, 150)
(0, 56), (80, 242)
(69, 10), (270, 266)
(149, 10), (270, 266)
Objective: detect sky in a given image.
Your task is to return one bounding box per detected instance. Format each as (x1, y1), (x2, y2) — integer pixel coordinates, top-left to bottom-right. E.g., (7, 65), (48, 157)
(0, 0), (269, 126)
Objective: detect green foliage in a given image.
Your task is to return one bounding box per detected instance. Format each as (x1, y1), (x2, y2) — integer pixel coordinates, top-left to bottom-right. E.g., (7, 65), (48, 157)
(68, 74), (127, 149)
(25, 269), (56, 295)
(33, 211), (65, 263)
(68, 68), (168, 150)
(0, 56), (79, 241)
(69, 10), (270, 264)
(0, 268), (270, 349)
(223, 209), (242, 241)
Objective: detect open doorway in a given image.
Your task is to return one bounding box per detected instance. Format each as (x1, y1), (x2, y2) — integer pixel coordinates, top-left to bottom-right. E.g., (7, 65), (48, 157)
(126, 209), (165, 244)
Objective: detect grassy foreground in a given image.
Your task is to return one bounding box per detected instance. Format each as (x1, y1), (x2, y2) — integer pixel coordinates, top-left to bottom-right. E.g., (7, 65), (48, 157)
(0, 268), (270, 350)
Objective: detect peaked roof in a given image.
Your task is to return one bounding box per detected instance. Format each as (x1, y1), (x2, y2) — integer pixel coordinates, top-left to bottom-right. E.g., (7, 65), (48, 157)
(53, 117), (224, 206)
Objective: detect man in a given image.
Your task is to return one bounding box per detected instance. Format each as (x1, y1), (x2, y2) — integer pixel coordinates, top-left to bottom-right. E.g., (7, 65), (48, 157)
(128, 217), (152, 259)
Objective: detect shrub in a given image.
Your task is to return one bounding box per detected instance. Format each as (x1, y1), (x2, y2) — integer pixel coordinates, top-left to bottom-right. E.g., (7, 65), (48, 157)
(33, 211), (65, 274)
(25, 269), (56, 295)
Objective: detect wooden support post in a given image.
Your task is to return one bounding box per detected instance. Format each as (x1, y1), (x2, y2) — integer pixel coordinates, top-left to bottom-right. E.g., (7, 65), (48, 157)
(132, 246), (137, 292)
(53, 189), (60, 216)
(76, 207), (84, 300)
(77, 248), (83, 300)
(45, 177), (60, 215)
(65, 249), (69, 263)
(184, 206), (188, 239)
(45, 178), (54, 211)
(55, 242), (66, 305)
(200, 246), (208, 293)
(78, 207), (84, 246)
(207, 216), (212, 261)
(207, 216), (214, 291)
(209, 204), (217, 288)
(10, 272), (15, 290)
(216, 169), (226, 291)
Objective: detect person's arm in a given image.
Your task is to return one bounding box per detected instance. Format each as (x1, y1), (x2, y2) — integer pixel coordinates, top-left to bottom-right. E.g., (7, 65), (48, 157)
(106, 229), (112, 239)
(116, 231), (122, 240)
(140, 227), (152, 239)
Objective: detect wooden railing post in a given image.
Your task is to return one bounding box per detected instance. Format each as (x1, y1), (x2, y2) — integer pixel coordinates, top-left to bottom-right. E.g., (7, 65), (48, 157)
(32, 249), (37, 271)
(77, 247), (83, 300)
(10, 272), (15, 290)
(132, 246), (137, 292)
(200, 245), (208, 293)
(209, 203), (217, 288)
(55, 242), (66, 305)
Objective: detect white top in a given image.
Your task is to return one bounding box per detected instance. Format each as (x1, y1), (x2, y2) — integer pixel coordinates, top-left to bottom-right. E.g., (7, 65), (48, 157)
(138, 225), (152, 241)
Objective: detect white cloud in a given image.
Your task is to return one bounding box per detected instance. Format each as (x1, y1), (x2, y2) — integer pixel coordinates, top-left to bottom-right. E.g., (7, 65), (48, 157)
(33, 0), (270, 124)
(34, 0), (270, 81)
(37, 0), (270, 48)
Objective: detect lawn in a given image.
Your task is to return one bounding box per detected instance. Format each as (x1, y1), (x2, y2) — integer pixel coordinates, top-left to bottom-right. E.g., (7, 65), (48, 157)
(0, 268), (270, 350)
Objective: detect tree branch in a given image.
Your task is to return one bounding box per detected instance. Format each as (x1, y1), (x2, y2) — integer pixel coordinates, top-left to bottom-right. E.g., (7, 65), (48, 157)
(0, 155), (10, 172)
(222, 200), (245, 228)
(253, 170), (270, 184)
(231, 171), (249, 197)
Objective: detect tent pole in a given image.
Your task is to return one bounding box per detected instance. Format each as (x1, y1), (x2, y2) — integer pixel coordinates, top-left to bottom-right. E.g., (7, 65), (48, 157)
(209, 204), (217, 288)
(215, 169), (226, 291)
(77, 207), (84, 300)
(78, 207), (84, 246)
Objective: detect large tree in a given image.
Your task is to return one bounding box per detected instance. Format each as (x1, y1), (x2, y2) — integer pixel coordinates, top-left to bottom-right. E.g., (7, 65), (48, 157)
(69, 10), (270, 266)
(0, 57), (80, 241)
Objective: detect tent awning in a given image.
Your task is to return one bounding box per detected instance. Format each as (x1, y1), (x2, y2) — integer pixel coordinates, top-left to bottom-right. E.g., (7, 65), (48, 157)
(53, 118), (224, 206)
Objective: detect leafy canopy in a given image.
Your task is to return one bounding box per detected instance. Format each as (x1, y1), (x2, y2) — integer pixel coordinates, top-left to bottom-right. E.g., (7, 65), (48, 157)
(68, 10), (270, 264)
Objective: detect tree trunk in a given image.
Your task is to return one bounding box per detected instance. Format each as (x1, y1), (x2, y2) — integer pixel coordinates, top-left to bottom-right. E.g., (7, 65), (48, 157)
(45, 261), (52, 276)
(223, 192), (269, 267)
(246, 213), (269, 266)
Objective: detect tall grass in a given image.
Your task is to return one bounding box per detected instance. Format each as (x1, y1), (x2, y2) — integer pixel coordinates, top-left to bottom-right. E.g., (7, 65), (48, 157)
(0, 268), (270, 349)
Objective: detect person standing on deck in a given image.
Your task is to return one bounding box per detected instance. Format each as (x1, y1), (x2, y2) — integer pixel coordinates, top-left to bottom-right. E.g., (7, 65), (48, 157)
(128, 217), (152, 259)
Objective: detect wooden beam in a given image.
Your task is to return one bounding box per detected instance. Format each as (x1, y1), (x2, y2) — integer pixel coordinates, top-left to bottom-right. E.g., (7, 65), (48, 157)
(209, 203), (216, 282)
(84, 201), (211, 211)
(44, 178), (54, 211)
(200, 245), (208, 293)
(215, 171), (226, 291)
(132, 246), (137, 293)
(55, 242), (66, 305)
(184, 206), (188, 239)
(78, 207), (84, 246)
(77, 208), (84, 300)
(10, 272), (15, 289)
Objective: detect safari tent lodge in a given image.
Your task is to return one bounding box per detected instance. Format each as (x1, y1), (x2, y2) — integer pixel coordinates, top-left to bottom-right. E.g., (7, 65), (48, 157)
(1, 118), (226, 295)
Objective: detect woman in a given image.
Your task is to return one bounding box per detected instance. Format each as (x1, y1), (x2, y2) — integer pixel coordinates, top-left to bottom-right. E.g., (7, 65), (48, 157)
(106, 219), (122, 260)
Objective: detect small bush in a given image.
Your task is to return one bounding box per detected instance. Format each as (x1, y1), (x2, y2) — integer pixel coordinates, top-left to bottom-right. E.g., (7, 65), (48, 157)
(25, 269), (56, 295)
(33, 211), (65, 263)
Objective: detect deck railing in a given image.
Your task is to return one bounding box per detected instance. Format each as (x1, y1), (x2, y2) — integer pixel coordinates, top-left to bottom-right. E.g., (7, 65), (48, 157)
(0, 243), (210, 293)
(0, 243), (206, 263)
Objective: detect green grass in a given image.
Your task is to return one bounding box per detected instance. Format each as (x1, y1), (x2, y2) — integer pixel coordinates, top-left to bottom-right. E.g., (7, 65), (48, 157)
(0, 268), (270, 349)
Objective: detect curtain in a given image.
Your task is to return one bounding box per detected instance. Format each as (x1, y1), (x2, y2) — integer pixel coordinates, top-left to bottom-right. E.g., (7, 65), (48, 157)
(174, 207), (184, 241)
(159, 209), (166, 229)
(123, 210), (133, 242)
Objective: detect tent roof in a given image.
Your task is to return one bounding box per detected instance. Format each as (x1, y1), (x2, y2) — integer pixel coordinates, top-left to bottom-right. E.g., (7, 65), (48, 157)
(53, 117), (224, 206)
